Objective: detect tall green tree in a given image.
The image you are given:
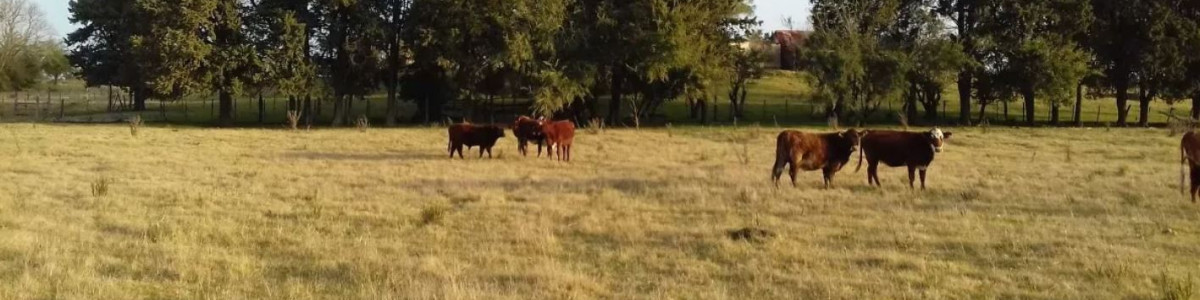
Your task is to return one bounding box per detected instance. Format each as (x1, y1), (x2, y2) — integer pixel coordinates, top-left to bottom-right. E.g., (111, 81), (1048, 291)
(983, 0), (1091, 125)
(67, 0), (154, 110)
(804, 0), (909, 123)
(935, 0), (988, 124)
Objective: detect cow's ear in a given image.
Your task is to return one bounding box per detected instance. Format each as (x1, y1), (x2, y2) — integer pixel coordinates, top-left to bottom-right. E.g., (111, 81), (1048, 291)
(858, 130), (869, 137)
(943, 132), (952, 139)
(838, 130), (847, 137)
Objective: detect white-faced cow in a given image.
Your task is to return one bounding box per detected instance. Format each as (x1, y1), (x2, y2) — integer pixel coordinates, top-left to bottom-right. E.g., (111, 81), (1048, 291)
(856, 128), (952, 189)
(771, 129), (868, 188)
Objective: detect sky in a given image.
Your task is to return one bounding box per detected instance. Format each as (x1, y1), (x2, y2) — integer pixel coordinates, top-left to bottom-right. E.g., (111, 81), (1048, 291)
(38, 0), (810, 39)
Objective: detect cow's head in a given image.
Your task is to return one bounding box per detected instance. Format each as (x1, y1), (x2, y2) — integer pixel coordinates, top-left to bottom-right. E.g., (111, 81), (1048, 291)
(928, 127), (952, 153)
(485, 125), (507, 139)
(838, 129), (869, 152)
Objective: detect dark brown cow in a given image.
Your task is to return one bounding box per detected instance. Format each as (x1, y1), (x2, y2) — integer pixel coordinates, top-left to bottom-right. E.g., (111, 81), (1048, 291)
(541, 120), (576, 161)
(771, 129), (867, 188)
(1181, 132), (1200, 203)
(447, 123), (506, 159)
(512, 116), (546, 157)
(856, 128), (952, 189)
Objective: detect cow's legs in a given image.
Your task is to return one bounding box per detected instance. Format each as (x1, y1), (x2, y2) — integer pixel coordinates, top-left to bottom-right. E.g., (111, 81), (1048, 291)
(868, 161), (880, 186)
(517, 139), (527, 156)
(448, 142), (455, 158)
(564, 144), (571, 162)
(771, 158), (787, 187)
(822, 167), (834, 188)
(906, 166), (916, 189)
(788, 164), (800, 187)
(1191, 166), (1199, 203)
(486, 147), (494, 158)
(537, 141), (544, 157)
(919, 169), (927, 190)
(456, 144), (465, 159)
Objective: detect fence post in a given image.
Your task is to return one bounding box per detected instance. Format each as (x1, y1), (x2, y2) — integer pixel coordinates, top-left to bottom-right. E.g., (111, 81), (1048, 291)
(60, 96), (65, 120)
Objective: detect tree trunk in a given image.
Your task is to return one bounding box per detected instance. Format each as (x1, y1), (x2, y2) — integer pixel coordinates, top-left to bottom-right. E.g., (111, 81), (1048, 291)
(1115, 78), (1129, 126)
(1003, 100), (1008, 121)
(1137, 84), (1151, 127)
(384, 17), (401, 127)
(976, 102), (988, 124)
(1023, 85), (1035, 126)
(1193, 92), (1200, 120)
(303, 96), (313, 127)
(1050, 103), (1060, 125)
(958, 70), (972, 125)
(218, 90), (234, 126)
(608, 65), (623, 125)
(332, 96), (346, 126)
(132, 88), (147, 111)
(258, 93), (265, 124)
(1073, 83), (1083, 126)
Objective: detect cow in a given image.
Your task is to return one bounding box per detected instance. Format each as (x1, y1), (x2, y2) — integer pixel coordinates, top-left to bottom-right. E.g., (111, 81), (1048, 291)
(856, 128), (952, 189)
(1180, 131), (1200, 203)
(541, 120), (576, 162)
(771, 129), (868, 188)
(447, 123), (506, 159)
(512, 116), (546, 157)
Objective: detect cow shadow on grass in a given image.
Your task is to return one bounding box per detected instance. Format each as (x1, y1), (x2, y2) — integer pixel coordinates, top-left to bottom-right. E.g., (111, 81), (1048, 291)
(282, 150), (445, 161)
(392, 177), (670, 197)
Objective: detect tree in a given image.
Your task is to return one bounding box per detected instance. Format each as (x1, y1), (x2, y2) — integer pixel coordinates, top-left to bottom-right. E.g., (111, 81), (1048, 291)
(893, 0), (969, 124)
(983, 0), (1091, 125)
(934, 0), (999, 125)
(67, 0), (152, 110)
(724, 19), (769, 121)
(1, 0), (53, 91)
(1089, 0), (1153, 126)
(380, 0), (411, 126)
(804, 0), (908, 124)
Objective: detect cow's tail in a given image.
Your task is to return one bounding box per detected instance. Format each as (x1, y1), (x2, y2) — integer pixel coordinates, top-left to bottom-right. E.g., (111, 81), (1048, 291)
(855, 145), (865, 173)
(771, 133), (789, 184)
(1182, 143), (1187, 195)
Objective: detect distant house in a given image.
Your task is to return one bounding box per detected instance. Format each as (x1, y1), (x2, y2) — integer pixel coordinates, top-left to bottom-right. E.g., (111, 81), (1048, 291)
(771, 30), (810, 70)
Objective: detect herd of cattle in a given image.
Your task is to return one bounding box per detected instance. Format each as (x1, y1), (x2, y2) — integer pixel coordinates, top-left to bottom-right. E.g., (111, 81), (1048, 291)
(448, 118), (1200, 202)
(446, 116), (958, 190)
(447, 116), (575, 161)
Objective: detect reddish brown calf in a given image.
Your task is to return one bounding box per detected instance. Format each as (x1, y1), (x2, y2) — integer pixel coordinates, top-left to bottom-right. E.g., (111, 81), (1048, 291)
(771, 129), (866, 188)
(541, 120), (576, 162)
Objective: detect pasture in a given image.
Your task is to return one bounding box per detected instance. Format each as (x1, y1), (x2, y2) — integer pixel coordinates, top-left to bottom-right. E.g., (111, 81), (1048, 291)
(1, 124), (1198, 299)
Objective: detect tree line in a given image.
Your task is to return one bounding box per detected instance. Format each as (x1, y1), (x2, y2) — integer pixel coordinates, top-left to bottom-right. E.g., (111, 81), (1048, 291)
(65, 0), (762, 126)
(802, 0), (1200, 127)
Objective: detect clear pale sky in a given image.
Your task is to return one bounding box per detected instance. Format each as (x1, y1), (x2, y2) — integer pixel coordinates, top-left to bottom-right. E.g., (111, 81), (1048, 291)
(38, 0), (810, 39)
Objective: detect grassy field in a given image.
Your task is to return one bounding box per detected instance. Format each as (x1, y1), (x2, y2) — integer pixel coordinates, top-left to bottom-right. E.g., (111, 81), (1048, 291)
(1, 124), (1199, 299)
(4, 74), (1193, 127)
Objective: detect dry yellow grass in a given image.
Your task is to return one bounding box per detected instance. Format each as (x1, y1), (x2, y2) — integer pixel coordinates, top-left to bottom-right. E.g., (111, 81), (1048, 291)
(0, 124), (1198, 299)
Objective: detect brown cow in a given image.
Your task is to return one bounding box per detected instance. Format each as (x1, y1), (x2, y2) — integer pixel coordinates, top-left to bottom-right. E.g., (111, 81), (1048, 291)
(541, 120), (576, 162)
(1181, 131), (1200, 203)
(512, 116), (546, 157)
(856, 128), (952, 189)
(771, 129), (867, 188)
(447, 123), (506, 159)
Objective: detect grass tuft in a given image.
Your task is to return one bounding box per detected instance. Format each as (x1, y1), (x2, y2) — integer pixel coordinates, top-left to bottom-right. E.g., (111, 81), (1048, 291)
(91, 177), (112, 197)
(418, 204), (451, 226)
